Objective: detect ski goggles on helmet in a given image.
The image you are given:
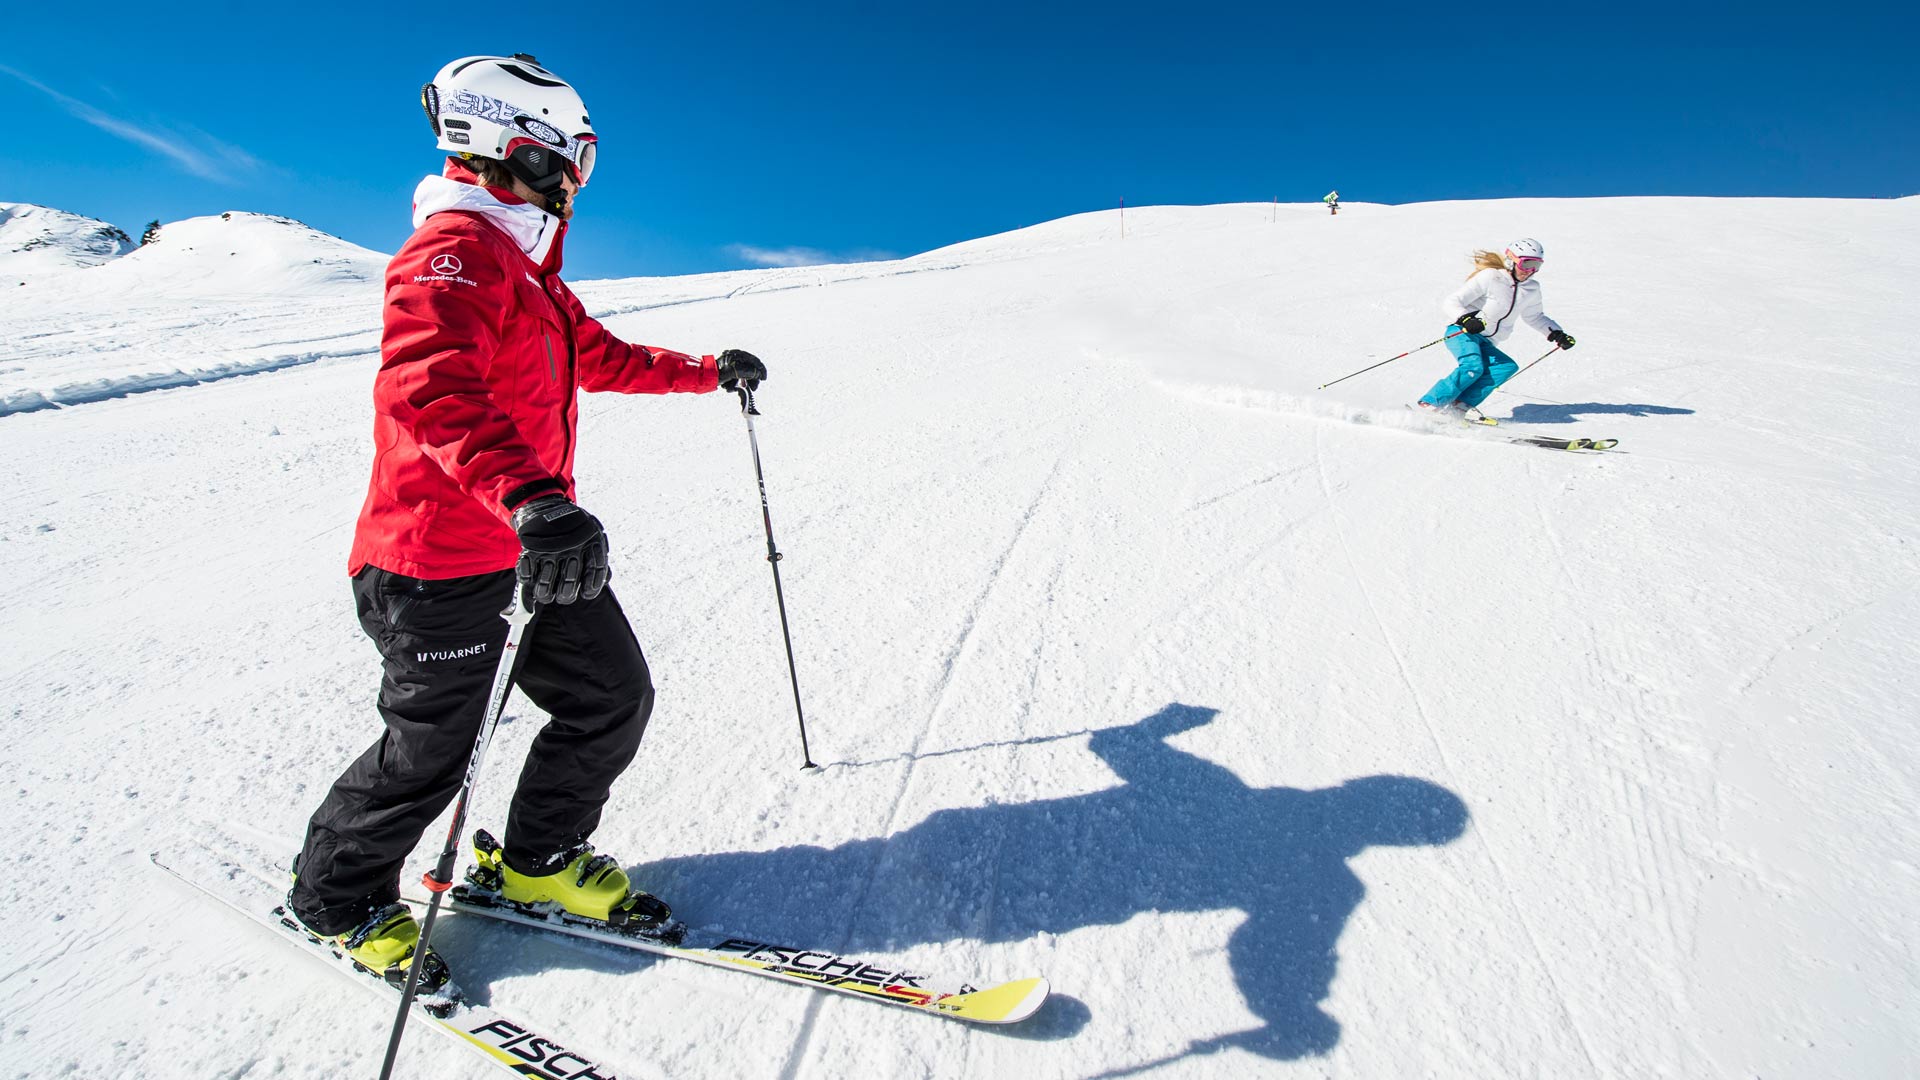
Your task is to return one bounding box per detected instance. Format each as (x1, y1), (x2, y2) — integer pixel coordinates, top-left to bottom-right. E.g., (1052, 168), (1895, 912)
(1511, 255), (1544, 273)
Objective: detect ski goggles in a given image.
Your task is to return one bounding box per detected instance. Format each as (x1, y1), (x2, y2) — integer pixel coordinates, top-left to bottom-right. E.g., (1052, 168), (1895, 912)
(506, 133), (597, 188)
(572, 137), (597, 185)
(1511, 256), (1544, 273)
(506, 109), (595, 184)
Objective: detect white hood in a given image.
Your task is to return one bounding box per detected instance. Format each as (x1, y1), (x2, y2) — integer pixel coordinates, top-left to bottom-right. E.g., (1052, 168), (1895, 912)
(410, 174), (560, 267)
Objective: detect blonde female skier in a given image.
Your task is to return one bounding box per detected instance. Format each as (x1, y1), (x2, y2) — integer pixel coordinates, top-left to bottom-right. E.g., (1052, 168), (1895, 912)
(1416, 238), (1575, 422)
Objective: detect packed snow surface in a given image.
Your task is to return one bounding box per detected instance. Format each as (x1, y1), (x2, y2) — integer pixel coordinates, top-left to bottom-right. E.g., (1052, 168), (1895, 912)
(0, 195), (1916, 1078)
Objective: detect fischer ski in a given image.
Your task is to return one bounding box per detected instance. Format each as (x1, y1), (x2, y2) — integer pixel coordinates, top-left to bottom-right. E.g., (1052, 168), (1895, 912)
(434, 887), (1048, 1024)
(1510, 435), (1619, 452)
(152, 840), (633, 1080)
(403, 837), (1048, 1025)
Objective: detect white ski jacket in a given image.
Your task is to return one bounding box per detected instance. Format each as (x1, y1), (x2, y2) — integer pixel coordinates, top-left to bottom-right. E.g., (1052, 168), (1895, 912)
(1442, 267), (1561, 343)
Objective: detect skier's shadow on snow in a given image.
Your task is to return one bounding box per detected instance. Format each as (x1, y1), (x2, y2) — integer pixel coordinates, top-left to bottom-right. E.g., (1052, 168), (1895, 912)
(1506, 401), (1695, 424)
(632, 703), (1468, 1061)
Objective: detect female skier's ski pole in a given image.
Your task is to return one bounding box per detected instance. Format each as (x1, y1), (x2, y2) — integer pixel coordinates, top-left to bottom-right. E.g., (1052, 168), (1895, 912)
(379, 597), (534, 1080)
(1318, 328), (1464, 390)
(1503, 345), (1563, 388)
(735, 383), (817, 770)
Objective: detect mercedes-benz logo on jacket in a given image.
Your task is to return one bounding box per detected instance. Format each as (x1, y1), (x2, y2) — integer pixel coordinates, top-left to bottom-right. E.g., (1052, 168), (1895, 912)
(431, 254), (463, 275)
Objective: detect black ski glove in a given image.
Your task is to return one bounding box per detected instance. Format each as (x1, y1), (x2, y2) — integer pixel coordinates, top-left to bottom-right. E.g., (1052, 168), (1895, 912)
(1548, 329), (1576, 351)
(716, 349), (768, 392)
(1454, 312), (1486, 335)
(510, 494), (609, 607)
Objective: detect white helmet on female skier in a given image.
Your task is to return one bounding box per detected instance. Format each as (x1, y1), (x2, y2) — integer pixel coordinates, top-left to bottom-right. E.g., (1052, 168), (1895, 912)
(1503, 238), (1545, 275)
(420, 54), (597, 210)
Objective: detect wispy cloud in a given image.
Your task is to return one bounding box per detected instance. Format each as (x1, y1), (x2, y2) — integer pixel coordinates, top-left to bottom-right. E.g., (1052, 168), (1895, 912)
(728, 243), (898, 268)
(2, 65), (262, 184)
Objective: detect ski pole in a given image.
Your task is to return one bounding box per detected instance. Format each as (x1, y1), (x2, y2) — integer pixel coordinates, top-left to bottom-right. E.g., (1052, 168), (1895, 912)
(379, 597), (535, 1080)
(1318, 328), (1464, 390)
(1503, 345), (1562, 389)
(734, 383), (817, 770)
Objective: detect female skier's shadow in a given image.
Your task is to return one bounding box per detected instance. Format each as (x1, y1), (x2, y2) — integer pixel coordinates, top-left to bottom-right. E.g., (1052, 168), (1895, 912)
(635, 703), (1468, 1061)
(1506, 401), (1695, 424)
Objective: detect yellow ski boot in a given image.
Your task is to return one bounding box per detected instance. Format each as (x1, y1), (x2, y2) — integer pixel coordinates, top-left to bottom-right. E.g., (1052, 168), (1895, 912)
(308, 901), (451, 993)
(467, 829), (672, 929)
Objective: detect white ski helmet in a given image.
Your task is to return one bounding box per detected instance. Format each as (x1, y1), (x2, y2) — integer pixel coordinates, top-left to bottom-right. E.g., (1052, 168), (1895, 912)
(420, 54), (597, 207)
(1503, 237), (1546, 272)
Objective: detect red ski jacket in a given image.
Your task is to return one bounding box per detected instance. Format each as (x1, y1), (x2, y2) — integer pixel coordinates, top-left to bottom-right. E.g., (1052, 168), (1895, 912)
(348, 167), (717, 579)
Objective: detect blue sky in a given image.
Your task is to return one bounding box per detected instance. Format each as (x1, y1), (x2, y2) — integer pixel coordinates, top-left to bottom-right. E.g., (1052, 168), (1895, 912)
(4, 2), (1915, 279)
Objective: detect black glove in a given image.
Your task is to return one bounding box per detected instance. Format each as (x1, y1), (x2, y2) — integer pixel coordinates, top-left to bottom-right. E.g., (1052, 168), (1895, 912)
(510, 494), (609, 607)
(1548, 329), (1576, 351)
(716, 349), (768, 392)
(1454, 312), (1486, 335)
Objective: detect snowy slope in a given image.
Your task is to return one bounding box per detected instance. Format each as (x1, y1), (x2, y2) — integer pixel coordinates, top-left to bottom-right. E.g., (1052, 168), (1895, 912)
(0, 202), (135, 283)
(1, 195), (1917, 1079)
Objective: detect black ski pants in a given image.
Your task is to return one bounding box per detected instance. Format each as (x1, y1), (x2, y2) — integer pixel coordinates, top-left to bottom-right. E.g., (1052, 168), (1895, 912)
(289, 566), (653, 935)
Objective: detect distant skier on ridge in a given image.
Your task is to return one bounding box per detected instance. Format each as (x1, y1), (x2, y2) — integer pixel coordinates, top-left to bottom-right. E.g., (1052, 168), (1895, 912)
(285, 53), (769, 992)
(1415, 238), (1575, 422)
(1323, 190), (1340, 215)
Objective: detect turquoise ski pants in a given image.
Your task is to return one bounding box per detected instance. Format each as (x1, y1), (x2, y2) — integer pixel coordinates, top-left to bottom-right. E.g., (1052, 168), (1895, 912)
(1420, 328), (1517, 409)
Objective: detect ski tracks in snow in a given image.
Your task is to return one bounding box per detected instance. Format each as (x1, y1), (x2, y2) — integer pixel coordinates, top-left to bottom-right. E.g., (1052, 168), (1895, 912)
(1531, 490), (1714, 1069)
(875, 452), (1066, 839)
(1312, 424), (1603, 1075)
(776, 454), (1067, 1080)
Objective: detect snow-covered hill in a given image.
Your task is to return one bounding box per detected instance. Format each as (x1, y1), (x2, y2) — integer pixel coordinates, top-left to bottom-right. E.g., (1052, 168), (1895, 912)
(80, 211), (386, 297)
(0, 211), (386, 415)
(0, 202), (135, 282)
(1, 195), (1916, 1079)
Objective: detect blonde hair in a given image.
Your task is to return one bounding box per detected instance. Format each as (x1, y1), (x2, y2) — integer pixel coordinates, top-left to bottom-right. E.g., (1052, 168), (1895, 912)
(1467, 249), (1508, 279)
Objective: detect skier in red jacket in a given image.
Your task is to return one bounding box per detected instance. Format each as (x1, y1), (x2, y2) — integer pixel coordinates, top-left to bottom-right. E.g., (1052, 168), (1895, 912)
(288, 54), (768, 990)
